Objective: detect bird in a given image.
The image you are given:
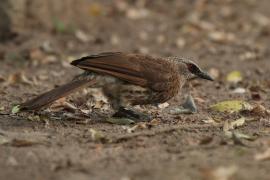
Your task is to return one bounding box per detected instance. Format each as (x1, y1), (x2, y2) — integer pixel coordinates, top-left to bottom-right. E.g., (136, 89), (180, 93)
(19, 52), (213, 120)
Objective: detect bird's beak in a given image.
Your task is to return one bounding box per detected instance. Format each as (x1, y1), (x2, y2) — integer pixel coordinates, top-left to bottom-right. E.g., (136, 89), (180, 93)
(196, 71), (214, 81)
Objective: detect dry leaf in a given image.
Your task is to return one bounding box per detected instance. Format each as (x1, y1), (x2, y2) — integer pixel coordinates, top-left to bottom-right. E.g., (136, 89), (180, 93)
(27, 115), (41, 121)
(0, 135), (10, 145)
(89, 128), (107, 142)
(225, 131), (256, 141)
(156, 35), (166, 44)
(175, 37), (186, 48)
(208, 31), (236, 43)
(75, 30), (91, 43)
(226, 71), (242, 83)
(50, 99), (77, 112)
(110, 34), (120, 45)
(8, 72), (33, 85)
(29, 48), (45, 61)
(89, 3), (103, 17)
(255, 148), (270, 161)
(0, 75), (5, 83)
(202, 117), (220, 125)
(126, 8), (149, 20)
(250, 104), (269, 116)
(232, 87), (246, 94)
(202, 165), (238, 180)
(223, 117), (245, 131)
(158, 102), (169, 109)
(239, 51), (258, 61)
(210, 100), (252, 113)
(10, 139), (40, 147)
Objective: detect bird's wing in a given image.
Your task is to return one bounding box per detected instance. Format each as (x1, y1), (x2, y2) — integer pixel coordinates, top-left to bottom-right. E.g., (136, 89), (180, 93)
(71, 52), (176, 91)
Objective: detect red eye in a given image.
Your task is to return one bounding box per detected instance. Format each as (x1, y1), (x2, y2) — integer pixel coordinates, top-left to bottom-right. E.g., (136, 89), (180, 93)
(187, 63), (200, 73)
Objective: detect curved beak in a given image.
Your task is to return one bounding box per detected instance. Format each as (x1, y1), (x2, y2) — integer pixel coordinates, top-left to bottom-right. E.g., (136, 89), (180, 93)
(196, 71), (214, 81)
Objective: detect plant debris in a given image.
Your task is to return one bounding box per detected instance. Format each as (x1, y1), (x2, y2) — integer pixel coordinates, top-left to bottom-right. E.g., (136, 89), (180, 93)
(11, 105), (21, 114)
(255, 148), (270, 161)
(202, 165), (238, 180)
(226, 71), (243, 83)
(89, 128), (108, 143)
(210, 100), (252, 113)
(223, 117), (246, 131)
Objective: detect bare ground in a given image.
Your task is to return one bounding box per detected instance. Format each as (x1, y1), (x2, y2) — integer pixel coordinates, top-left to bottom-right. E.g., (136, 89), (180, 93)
(0, 0), (270, 179)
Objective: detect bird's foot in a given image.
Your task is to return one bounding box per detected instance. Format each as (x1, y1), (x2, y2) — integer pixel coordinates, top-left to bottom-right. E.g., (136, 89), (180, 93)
(112, 107), (152, 122)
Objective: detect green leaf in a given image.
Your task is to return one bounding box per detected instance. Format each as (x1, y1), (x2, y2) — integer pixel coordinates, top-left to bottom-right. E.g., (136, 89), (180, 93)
(226, 71), (243, 83)
(11, 105), (21, 114)
(210, 100), (252, 113)
(89, 128), (108, 142)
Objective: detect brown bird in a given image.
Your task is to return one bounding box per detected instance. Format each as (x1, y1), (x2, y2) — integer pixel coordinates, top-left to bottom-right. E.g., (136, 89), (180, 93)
(20, 52), (213, 120)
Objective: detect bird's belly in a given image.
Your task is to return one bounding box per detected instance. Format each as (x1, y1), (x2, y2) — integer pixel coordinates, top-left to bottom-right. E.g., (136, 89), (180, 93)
(119, 84), (180, 106)
(118, 84), (152, 106)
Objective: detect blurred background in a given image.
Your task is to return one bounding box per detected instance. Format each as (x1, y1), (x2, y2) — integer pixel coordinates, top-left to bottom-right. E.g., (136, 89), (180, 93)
(0, 1), (270, 180)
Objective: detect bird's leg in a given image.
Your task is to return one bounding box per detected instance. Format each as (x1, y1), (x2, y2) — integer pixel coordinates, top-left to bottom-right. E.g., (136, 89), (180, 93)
(102, 81), (152, 122)
(112, 106), (152, 122)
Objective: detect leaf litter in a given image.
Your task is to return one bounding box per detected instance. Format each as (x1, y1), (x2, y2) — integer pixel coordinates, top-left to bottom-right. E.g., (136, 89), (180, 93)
(202, 165), (238, 180)
(255, 148), (270, 161)
(210, 100), (252, 113)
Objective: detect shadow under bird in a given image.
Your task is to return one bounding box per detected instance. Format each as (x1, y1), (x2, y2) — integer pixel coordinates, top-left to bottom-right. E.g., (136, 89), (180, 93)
(20, 52), (213, 120)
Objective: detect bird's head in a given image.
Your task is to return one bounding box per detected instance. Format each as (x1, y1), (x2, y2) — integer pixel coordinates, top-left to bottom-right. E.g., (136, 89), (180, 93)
(172, 57), (214, 81)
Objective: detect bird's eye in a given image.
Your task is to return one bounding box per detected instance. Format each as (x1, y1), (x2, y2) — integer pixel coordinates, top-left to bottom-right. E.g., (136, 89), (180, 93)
(186, 63), (201, 73)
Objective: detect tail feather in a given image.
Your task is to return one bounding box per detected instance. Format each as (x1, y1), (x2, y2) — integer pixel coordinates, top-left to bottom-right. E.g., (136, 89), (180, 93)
(20, 78), (96, 111)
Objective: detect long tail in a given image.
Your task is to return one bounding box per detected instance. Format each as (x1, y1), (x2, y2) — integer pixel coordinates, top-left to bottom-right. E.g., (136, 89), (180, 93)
(20, 78), (96, 111)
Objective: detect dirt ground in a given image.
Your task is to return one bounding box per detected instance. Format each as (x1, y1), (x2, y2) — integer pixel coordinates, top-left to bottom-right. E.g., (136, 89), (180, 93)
(1, 0), (270, 180)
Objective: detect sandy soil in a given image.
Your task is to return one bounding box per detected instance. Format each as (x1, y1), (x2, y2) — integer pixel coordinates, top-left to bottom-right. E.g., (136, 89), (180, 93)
(0, 0), (270, 179)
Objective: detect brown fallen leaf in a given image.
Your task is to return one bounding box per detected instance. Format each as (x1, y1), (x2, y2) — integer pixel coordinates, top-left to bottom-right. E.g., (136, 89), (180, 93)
(202, 165), (238, 180)
(255, 148), (270, 161)
(89, 128), (108, 143)
(0, 75), (5, 83)
(75, 30), (91, 43)
(0, 135), (9, 145)
(158, 102), (169, 109)
(7, 72), (34, 85)
(223, 117), (245, 132)
(202, 117), (220, 125)
(10, 139), (40, 147)
(89, 3), (104, 17)
(29, 48), (45, 61)
(250, 104), (270, 116)
(50, 98), (78, 112)
(208, 31), (236, 43)
(224, 131), (256, 145)
(126, 8), (149, 20)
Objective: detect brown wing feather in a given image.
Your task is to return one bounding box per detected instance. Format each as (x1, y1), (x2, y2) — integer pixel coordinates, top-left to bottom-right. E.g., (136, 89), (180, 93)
(71, 52), (178, 91)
